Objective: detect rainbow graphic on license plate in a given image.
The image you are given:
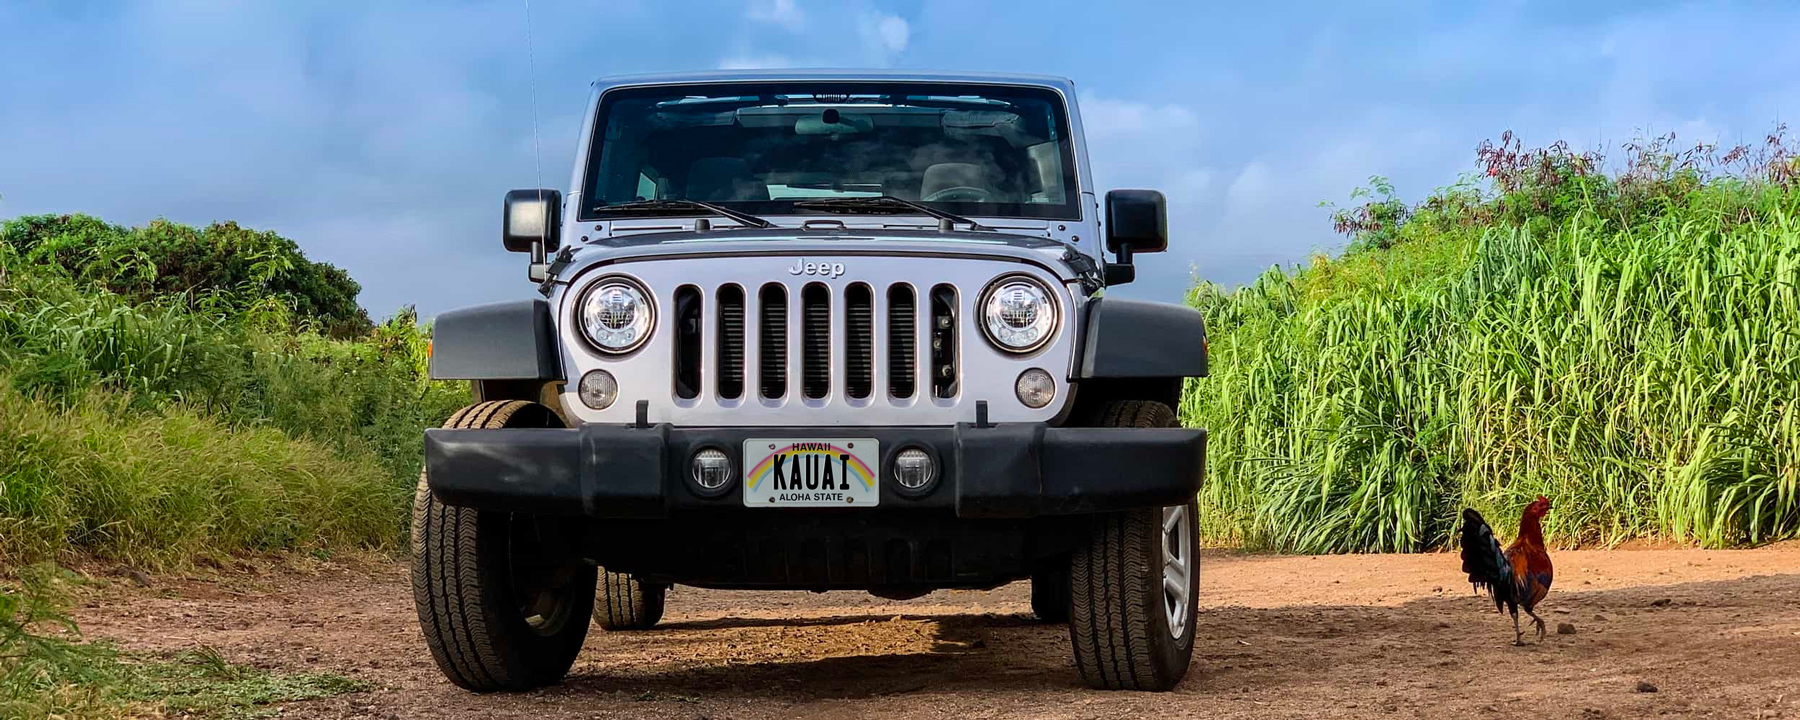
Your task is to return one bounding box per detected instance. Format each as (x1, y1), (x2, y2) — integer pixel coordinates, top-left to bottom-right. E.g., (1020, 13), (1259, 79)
(742, 438), (880, 507)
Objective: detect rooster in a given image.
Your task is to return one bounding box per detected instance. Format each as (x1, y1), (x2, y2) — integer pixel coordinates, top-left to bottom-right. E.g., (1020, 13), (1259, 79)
(1459, 495), (1554, 645)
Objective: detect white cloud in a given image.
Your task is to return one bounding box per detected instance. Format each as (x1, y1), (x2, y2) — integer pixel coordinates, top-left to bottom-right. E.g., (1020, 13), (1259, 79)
(726, 6), (910, 70)
(1072, 92), (1221, 294)
(717, 54), (800, 70)
(857, 11), (909, 65)
(1168, 169), (1216, 200)
(746, 0), (804, 30)
(1079, 94), (1200, 140)
(1077, 92), (1210, 201)
(1220, 161), (1279, 217)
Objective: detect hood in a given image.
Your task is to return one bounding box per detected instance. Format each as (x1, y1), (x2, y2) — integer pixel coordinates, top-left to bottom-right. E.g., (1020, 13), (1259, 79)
(599, 225), (1070, 251)
(541, 226), (1100, 291)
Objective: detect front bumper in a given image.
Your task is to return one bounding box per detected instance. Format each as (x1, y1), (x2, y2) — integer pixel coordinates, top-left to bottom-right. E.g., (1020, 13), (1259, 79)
(423, 422), (1205, 519)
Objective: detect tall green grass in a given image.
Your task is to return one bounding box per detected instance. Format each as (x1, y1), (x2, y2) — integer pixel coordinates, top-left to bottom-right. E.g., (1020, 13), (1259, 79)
(1186, 147), (1800, 551)
(0, 215), (424, 716)
(0, 220), (465, 565)
(0, 384), (411, 565)
(0, 268), (465, 484)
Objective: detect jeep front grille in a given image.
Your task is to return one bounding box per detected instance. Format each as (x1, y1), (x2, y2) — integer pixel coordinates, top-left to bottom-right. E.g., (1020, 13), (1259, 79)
(800, 283), (830, 399)
(716, 284), (745, 400)
(929, 284), (958, 399)
(673, 285), (703, 399)
(844, 283), (874, 400)
(680, 281), (948, 402)
(758, 284), (787, 399)
(560, 255), (1076, 426)
(886, 285), (916, 399)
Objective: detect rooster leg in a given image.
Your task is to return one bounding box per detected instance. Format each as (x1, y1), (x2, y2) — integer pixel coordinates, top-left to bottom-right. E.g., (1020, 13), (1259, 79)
(1509, 606), (1525, 646)
(1525, 608), (1546, 641)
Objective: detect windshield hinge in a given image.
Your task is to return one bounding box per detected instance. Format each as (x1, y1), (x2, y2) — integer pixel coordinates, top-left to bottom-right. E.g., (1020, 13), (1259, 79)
(536, 245), (577, 297)
(1061, 247), (1104, 294)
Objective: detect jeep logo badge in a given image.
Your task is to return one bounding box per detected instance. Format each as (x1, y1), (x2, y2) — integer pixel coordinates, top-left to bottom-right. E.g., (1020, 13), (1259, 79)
(788, 259), (846, 278)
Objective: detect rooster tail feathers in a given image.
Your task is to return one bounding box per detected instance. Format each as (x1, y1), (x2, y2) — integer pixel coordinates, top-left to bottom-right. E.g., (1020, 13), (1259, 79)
(1458, 508), (1516, 612)
(1458, 509), (1497, 577)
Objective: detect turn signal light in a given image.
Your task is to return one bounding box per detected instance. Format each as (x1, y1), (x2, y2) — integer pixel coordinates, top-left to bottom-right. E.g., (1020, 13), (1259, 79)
(578, 369), (618, 410)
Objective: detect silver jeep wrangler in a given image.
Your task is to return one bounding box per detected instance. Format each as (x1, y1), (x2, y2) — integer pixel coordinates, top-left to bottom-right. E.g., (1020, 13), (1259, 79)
(415, 70), (1209, 692)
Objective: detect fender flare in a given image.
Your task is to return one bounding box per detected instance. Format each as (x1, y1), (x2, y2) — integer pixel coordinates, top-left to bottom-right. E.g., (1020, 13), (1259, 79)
(429, 299), (563, 381)
(1075, 297), (1208, 379)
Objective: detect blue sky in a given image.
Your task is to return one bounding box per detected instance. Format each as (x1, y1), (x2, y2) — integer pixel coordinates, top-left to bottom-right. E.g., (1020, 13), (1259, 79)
(3, 1), (1797, 317)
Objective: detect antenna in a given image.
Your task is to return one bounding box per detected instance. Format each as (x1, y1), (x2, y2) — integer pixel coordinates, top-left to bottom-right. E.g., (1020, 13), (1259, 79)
(523, 0), (544, 193)
(523, 0), (550, 281)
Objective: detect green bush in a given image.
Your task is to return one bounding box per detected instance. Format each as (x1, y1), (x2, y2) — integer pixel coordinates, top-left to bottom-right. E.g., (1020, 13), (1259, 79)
(1, 214), (370, 338)
(0, 220), (465, 566)
(0, 215), (419, 716)
(1188, 131), (1800, 551)
(0, 383), (413, 566)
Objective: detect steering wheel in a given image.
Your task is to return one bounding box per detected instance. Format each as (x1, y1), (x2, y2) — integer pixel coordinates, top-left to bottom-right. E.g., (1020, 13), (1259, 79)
(921, 186), (997, 203)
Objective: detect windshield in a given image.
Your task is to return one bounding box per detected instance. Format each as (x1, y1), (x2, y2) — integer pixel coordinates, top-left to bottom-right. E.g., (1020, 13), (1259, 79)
(580, 82), (1080, 222)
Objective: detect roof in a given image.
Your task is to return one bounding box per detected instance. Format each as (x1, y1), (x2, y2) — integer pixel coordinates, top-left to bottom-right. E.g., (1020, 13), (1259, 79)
(590, 69), (1076, 95)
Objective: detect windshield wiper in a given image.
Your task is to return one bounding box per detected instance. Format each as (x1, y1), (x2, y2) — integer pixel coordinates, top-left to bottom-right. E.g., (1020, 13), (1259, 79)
(593, 199), (774, 229)
(791, 196), (990, 232)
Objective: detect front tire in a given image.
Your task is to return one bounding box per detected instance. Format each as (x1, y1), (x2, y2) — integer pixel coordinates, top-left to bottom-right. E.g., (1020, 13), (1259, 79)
(1067, 400), (1199, 691)
(412, 401), (597, 692)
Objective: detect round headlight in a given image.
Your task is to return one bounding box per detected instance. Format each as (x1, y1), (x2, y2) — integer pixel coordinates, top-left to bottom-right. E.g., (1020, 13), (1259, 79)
(979, 275), (1058, 353)
(579, 278), (654, 353)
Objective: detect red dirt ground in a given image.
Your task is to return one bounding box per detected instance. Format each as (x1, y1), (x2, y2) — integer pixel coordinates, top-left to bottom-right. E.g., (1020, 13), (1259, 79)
(73, 544), (1800, 719)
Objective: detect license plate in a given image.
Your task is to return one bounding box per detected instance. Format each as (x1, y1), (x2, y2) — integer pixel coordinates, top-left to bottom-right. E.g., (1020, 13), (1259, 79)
(742, 439), (880, 507)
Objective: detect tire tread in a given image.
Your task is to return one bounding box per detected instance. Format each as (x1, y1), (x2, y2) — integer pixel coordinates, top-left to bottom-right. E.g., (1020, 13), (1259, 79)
(594, 571), (666, 631)
(1067, 400), (1196, 691)
(413, 400), (593, 692)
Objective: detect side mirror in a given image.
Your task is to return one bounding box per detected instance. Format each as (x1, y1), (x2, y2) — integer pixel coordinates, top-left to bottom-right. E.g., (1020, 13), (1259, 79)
(1103, 189), (1167, 285)
(503, 188), (562, 254)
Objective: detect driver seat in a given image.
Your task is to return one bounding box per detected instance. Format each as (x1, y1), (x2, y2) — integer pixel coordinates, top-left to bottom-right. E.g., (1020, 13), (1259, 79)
(920, 162), (996, 201)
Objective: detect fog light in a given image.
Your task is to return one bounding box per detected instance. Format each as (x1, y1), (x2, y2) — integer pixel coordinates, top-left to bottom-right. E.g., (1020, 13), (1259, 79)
(894, 448), (936, 490)
(1015, 368), (1055, 409)
(578, 369), (618, 410)
(690, 448), (732, 491)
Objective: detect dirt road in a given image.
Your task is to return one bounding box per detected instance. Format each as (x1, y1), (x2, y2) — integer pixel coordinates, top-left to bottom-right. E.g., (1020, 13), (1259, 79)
(74, 545), (1800, 719)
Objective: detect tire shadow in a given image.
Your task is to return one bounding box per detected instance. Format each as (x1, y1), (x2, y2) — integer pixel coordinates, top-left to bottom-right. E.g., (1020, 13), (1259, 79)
(568, 611), (1076, 698)
(653, 612), (1044, 632)
(547, 573), (1800, 703)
